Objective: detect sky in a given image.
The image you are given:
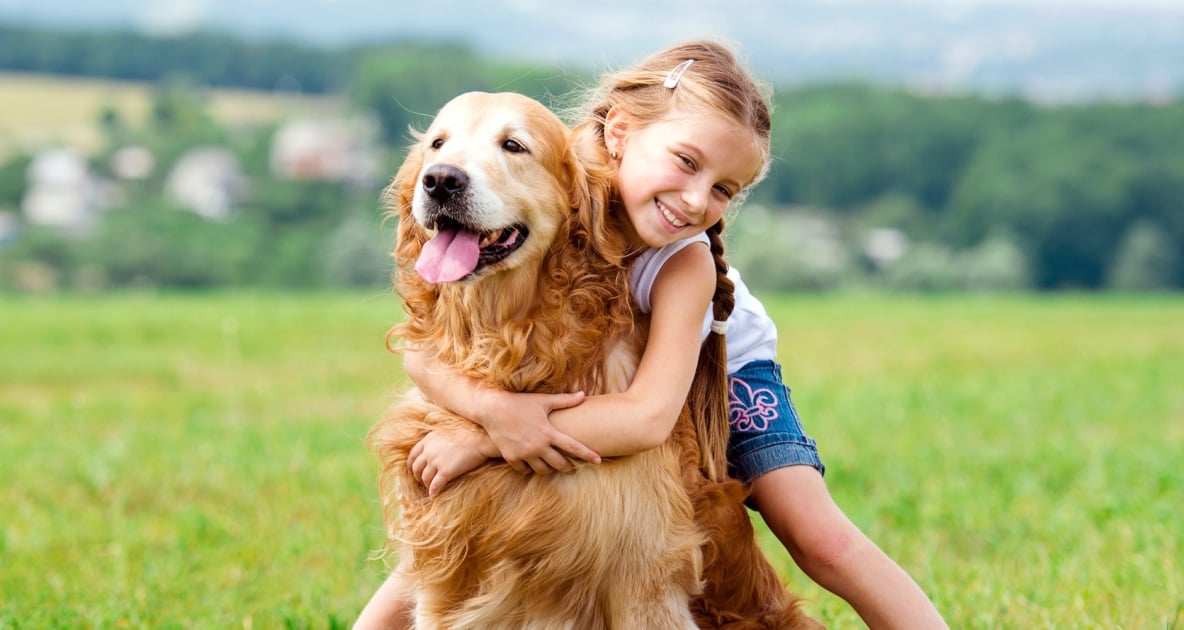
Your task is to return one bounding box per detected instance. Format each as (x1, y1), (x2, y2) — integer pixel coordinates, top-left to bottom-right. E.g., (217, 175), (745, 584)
(2, 0), (1183, 42)
(2, 0), (1180, 100)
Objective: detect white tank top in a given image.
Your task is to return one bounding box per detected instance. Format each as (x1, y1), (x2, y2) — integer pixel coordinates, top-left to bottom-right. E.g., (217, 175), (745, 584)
(629, 232), (779, 373)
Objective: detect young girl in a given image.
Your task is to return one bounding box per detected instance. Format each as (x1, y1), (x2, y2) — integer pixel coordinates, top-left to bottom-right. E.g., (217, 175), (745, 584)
(355, 40), (946, 630)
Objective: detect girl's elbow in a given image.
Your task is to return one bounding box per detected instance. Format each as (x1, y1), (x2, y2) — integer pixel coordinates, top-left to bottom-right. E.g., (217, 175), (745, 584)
(635, 409), (679, 451)
(402, 350), (425, 380)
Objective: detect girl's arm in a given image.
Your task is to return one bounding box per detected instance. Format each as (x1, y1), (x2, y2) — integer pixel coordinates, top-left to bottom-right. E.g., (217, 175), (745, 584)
(546, 242), (715, 456)
(403, 346), (598, 474)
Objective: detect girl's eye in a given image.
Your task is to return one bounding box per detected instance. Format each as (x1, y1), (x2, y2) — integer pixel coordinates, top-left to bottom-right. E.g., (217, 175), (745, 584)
(502, 139), (527, 153)
(679, 155), (696, 170)
(714, 185), (734, 199)
(430, 138), (445, 150)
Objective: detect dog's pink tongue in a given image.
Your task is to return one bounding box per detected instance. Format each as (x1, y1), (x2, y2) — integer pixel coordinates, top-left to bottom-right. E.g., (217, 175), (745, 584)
(416, 227), (480, 283)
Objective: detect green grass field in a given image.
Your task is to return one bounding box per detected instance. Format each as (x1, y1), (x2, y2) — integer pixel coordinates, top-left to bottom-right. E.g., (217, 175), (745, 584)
(1, 291), (1181, 628)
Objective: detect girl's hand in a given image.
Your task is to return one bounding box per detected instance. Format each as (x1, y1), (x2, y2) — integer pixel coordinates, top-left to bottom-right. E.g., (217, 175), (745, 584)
(408, 428), (499, 497)
(402, 349), (599, 475)
(479, 389), (601, 475)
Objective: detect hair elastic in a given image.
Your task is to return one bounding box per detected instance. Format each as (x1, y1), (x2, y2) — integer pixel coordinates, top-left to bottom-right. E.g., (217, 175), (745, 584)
(663, 59), (695, 88)
(710, 319), (728, 335)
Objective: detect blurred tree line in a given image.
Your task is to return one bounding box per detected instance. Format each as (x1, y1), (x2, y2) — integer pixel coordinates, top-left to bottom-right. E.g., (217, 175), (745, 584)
(0, 22), (1180, 292)
(0, 22), (358, 92)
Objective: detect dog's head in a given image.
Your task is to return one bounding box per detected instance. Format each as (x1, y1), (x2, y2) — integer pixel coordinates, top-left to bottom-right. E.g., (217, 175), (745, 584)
(387, 91), (597, 286)
(385, 92), (635, 385)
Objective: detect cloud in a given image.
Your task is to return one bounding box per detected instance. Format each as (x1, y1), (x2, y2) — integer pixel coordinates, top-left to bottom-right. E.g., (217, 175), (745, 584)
(140, 0), (211, 36)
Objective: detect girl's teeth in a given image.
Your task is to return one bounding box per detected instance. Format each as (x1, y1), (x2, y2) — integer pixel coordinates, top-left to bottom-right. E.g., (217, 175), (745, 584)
(661, 205), (687, 227)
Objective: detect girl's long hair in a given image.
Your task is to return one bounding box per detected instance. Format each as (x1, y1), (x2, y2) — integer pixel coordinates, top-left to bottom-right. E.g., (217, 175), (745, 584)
(568, 40), (772, 482)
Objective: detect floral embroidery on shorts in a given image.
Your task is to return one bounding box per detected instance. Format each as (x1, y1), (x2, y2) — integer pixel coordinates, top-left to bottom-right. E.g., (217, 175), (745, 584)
(728, 376), (779, 432)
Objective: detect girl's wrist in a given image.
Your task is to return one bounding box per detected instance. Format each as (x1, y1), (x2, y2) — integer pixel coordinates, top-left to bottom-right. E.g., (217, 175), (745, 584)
(471, 383), (504, 428)
(473, 432), (500, 459)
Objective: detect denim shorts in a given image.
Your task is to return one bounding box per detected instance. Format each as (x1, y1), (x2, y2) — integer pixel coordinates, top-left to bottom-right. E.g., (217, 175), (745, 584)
(727, 359), (825, 484)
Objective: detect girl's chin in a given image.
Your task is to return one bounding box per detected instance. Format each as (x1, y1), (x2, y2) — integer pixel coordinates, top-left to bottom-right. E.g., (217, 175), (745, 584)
(642, 222), (680, 245)
(651, 217), (685, 238)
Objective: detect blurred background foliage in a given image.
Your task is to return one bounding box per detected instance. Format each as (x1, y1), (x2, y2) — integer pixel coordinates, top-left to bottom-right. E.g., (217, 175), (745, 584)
(0, 21), (1181, 294)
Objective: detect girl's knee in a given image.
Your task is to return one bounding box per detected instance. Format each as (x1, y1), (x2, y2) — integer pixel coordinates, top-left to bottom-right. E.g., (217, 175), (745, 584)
(797, 527), (860, 572)
(749, 468), (865, 572)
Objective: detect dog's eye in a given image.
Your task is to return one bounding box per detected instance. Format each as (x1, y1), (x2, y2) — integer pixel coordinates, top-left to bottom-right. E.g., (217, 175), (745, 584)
(430, 138), (445, 150)
(502, 139), (527, 154)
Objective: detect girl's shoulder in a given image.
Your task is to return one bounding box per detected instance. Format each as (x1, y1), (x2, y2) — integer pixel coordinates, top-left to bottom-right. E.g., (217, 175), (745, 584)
(630, 234), (711, 313)
(632, 232), (710, 268)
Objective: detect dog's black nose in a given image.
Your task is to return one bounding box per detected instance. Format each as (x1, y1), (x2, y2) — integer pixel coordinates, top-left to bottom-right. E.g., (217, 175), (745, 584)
(422, 164), (469, 202)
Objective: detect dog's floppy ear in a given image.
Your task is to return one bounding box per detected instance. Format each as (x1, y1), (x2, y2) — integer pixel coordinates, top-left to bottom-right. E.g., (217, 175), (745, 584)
(386, 142), (427, 274)
(565, 147), (592, 224)
(385, 142), (424, 222)
(565, 139), (623, 264)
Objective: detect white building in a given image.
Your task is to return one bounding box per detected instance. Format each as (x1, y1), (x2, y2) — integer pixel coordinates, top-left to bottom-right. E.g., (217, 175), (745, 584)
(269, 116), (380, 186)
(164, 146), (246, 221)
(21, 147), (106, 237)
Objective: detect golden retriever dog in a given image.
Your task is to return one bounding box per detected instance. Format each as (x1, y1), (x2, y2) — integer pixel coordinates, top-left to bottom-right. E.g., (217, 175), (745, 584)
(368, 91), (821, 630)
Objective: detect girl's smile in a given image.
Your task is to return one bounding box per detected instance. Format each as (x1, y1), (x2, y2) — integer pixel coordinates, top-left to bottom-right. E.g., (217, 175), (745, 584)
(657, 199), (690, 229)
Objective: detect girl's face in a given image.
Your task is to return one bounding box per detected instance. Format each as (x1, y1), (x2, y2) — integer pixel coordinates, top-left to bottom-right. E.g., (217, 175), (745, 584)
(606, 105), (764, 249)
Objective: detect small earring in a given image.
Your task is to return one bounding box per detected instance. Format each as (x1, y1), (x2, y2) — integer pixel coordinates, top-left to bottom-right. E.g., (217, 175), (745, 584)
(611, 151), (620, 160)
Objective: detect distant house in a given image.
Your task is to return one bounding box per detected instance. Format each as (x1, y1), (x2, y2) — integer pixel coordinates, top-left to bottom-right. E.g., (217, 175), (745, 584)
(164, 146), (246, 221)
(21, 147), (108, 237)
(108, 145), (156, 181)
(863, 227), (910, 270)
(269, 116), (380, 185)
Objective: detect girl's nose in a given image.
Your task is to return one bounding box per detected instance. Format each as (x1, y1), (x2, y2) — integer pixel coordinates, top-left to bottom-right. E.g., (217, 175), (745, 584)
(681, 183), (711, 217)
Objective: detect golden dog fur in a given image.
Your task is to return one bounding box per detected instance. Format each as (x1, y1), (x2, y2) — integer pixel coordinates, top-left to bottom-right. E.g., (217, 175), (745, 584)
(368, 91), (822, 629)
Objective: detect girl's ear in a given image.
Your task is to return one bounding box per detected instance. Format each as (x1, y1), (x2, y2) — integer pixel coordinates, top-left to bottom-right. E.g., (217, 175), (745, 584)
(604, 106), (629, 156)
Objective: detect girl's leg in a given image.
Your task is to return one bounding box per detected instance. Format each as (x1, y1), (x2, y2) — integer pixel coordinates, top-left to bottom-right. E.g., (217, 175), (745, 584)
(749, 465), (947, 630)
(352, 556), (415, 630)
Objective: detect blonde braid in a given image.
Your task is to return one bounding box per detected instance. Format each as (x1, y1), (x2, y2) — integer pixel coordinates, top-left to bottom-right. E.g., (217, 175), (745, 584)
(687, 220), (735, 482)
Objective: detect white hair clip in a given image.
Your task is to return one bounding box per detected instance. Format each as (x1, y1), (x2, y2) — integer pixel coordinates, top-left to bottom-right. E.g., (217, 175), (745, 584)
(710, 319), (728, 335)
(663, 59), (695, 88)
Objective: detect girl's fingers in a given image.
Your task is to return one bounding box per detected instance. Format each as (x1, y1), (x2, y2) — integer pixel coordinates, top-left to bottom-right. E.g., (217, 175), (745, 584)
(506, 459), (531, 475)
(408, 441), (424, 473)
(428, 470), (451, 497)
(528, 457), (556, 475)
(410, 453), (426, 478)
(555, 435), (600, 464)
(546, 391), (586, 411)
(420, 463), (437, 489)
(542, 449), (574, 473)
